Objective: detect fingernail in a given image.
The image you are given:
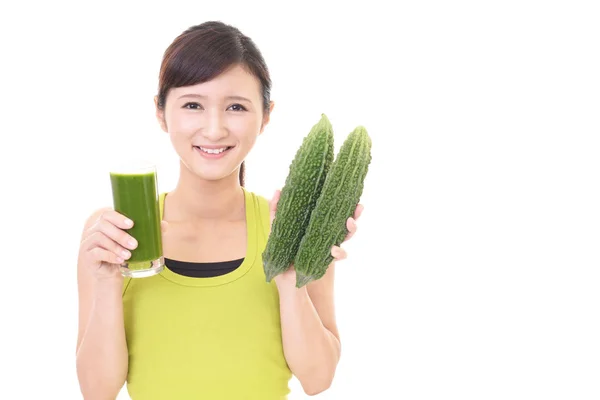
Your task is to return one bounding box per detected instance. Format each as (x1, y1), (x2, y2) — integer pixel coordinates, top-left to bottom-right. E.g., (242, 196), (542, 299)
(121, 250), (131, 259)
(116, 257), (124, 263)
(128, 239), (137, 248)
(125, 218), (133, 227)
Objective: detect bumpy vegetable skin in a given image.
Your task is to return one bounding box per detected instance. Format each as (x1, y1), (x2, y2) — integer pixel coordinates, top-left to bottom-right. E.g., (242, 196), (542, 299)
(262, 114), (335, 282)
(294, 125), (372, 288)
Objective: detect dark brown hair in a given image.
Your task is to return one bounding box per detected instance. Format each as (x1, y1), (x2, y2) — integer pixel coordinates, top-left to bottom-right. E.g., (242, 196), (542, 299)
(156, 21), (272, 186)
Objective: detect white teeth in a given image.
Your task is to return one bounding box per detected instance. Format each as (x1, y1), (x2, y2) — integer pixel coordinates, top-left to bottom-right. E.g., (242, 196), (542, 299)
(198, 146), (228, 154)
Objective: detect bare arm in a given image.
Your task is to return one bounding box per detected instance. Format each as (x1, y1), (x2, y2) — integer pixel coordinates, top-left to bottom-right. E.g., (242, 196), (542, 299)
(275, 264), (340, 396)
(76, 209), (136, 399)
(76, 278), (128, 399)
(268, 190), (363, 395)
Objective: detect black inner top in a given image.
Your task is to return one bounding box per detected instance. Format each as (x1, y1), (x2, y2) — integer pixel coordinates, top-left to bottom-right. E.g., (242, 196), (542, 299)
(164, 257), (245, 278)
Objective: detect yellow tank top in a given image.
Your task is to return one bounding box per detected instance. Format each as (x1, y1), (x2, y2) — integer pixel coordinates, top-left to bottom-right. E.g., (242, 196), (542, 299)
(122, 188), (292, 399)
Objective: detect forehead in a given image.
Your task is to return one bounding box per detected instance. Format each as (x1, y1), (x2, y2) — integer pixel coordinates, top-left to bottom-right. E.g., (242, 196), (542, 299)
(170, 64), (261, 100)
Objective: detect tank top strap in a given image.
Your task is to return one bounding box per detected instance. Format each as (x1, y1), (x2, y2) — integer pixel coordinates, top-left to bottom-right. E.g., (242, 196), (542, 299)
(155, 188), (271, 261)
(121, 187), (293, 397)
(253, 191), (272, 248)
(159, 192), (166, 219)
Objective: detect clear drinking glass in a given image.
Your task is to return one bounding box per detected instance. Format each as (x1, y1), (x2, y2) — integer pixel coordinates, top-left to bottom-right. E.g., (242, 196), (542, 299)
(109, 162), (164, 278)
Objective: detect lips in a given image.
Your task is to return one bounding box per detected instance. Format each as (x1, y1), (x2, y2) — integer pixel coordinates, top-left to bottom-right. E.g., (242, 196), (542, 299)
(194, 146), (232, 154)
(193, 145), (234, 158)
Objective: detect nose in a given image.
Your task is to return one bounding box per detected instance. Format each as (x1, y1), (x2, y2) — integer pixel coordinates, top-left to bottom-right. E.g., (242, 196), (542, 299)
(202, 109), (228, 141)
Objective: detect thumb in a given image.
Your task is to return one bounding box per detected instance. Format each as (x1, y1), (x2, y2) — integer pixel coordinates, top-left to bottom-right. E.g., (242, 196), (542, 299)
(269, 189), (281, 223)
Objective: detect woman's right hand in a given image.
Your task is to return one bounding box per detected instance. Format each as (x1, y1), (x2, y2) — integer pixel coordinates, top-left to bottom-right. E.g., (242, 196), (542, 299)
(78, 208), (139, 281)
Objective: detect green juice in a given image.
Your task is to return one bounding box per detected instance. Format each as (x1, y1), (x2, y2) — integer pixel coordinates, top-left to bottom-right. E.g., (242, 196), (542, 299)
(110, 170), (163, 270)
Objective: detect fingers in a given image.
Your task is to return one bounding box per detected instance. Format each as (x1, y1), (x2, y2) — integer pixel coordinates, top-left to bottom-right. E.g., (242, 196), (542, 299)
(98, 209), (136, 230)
(345, 217), (357, 241)
(335, 203), (365, 260)
(81, 210), (138, 266)
(344, 204), (364, 241)
(354, 203), (364, 220)
(331, 245), (347, 261)
(89, 246), (126, 265)
(92, 218), (138, 251)
(83, 231), (132, 263)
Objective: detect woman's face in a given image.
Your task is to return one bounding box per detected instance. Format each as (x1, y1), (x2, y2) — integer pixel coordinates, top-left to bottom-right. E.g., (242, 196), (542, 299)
(156, 64), (273, 182)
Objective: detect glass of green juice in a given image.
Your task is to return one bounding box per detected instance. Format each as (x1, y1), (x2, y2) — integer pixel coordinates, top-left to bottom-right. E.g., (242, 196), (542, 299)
(109, 162), (164, 278)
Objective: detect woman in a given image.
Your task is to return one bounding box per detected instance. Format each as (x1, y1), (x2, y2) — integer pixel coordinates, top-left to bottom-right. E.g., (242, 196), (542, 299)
(75, 20), (363, 399)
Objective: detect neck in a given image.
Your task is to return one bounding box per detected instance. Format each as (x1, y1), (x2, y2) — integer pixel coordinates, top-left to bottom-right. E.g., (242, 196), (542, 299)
(166, 161), (245, 221)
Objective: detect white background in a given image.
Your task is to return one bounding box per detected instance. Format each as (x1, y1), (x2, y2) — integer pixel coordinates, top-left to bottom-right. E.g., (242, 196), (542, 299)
(1, 1), (599, 399)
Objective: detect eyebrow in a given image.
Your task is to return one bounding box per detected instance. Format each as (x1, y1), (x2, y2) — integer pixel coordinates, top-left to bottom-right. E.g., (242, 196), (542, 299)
(178, 94), (253, 102)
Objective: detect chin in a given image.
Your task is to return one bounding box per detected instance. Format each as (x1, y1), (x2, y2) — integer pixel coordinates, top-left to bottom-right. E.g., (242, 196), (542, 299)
(187, 164), (240, 182)
(179, 147), (245, 182)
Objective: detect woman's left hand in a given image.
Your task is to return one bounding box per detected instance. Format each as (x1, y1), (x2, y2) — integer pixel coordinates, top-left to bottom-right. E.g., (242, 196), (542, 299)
(268, 189), (364, 286)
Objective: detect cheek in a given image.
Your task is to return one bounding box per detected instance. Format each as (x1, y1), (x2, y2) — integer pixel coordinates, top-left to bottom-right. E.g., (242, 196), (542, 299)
(230, 115), (261, 143)
(166, 111), (198, 137)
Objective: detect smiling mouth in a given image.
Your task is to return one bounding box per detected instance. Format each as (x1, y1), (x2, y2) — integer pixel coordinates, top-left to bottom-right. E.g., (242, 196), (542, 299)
(193, 146), (234, 155)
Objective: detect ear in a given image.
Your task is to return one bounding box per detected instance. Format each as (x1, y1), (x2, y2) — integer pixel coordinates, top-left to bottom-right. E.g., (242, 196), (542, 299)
(154, 95), (168, 133)
(259, 101), (275, 135)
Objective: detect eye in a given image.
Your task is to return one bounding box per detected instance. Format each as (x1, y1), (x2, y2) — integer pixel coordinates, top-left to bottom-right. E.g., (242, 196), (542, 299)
(228, 103), (247, 112)
(183, 102), (202, 110)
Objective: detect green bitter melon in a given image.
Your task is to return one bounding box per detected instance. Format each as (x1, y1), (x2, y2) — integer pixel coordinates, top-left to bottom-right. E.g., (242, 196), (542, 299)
(294, 125), (372, 288)
(262, 114), (335, 282)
